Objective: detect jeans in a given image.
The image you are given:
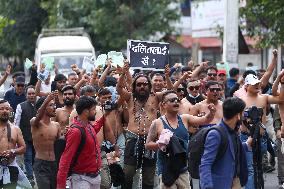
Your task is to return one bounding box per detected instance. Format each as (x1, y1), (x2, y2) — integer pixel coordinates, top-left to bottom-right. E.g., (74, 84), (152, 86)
(33, 159), (57, 189)
(239, 133), (254, 189)
(24, 141), (35, 179)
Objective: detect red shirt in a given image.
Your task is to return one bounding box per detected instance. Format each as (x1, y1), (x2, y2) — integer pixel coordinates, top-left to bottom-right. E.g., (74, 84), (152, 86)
(56, 116), (105, 188)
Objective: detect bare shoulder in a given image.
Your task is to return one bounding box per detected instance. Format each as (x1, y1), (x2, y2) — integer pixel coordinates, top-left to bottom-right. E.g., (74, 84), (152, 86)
(30, 117), (36, 125)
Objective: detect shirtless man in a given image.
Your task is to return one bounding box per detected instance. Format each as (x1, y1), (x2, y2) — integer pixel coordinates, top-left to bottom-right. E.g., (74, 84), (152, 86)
(190, 81), (223, 128)
(0, 100), (25, 189)
(55, 85), (76, 134)
(116, 64), (172, 189)
(30, 93), (61, 189)
(96, 88), (124, 189)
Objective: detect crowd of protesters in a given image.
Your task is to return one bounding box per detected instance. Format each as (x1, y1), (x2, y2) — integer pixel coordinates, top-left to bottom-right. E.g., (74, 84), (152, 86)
(0, 49), (283, 189)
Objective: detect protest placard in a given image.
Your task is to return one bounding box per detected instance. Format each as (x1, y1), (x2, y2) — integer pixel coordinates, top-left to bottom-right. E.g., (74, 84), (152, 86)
(127, 40), (169, 70)
(37, 70), (50, 82)
(82, 56), (94, 73)
(108, 51), (124, 67)
(95, 54), (107, 69)
(42, 57), (55, 70)
(24, 58), (33, 70)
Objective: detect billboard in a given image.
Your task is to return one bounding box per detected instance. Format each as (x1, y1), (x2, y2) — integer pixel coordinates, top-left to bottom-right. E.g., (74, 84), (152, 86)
(191, 0), (225, 38)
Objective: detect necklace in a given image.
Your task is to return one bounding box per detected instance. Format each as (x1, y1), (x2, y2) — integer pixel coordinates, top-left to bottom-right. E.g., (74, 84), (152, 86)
(133, 98), (150, 189)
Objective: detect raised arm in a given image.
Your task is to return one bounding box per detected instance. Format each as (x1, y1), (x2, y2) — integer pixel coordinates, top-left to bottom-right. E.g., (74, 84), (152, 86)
(0, 65), (11, 87)
(74, 74), (90, 92)
(191, 61), (208, 79)
(260, 49), (277, 88)
(173, 71), (191, 90)
(164, 64), (173, 90)
(35, 80), (49, 97)
(98, 59), (111, 88)
(116, 62), (131, 101)
(30, 92), (55, 128)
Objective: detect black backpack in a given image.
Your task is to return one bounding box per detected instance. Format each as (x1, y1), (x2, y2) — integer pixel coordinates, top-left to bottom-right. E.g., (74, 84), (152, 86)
(188, 126), (228, 179)
(54, 124), (86, 176)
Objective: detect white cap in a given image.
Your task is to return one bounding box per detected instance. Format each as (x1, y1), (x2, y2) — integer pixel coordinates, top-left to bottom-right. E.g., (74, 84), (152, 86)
(245, 74), (260, 86)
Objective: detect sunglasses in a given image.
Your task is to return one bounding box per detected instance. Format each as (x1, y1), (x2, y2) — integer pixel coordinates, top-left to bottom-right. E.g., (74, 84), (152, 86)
(136, 82), (149, 87)
(208, 73), (217, 77)
(165, 97), (181, 103)
(209, 88), (221, 92)
(177, 88), (184, 92)
(188, 86), (200, 91)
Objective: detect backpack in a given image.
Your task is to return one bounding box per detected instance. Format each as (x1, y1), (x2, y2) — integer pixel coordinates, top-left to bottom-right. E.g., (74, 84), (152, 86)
(188, 126), (228, 179)
(54, 124), (86, 176)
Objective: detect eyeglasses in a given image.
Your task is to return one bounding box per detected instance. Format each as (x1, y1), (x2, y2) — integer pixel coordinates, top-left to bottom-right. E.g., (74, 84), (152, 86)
(136, 82), (149, 87)
(208, 73), (217, 77)
(188, 86), (200, 91)
(165, 97), (181, 103)
(177, 88), (184, 92)
(209, 88), (221, 92)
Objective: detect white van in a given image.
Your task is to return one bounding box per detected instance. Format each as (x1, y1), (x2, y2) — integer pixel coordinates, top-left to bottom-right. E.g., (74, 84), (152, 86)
(34, 27), (95, 76)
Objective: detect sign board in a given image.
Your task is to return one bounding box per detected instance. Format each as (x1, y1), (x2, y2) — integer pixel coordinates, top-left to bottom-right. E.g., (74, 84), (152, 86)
(127, 40), (169, 70)
(191, 0), (225, 38)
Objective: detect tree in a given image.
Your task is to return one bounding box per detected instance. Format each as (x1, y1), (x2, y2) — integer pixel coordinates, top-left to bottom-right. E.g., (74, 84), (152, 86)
(52, 0), (181, 52)
(240, 0), (284, 48)
(0, 0), (47, 67)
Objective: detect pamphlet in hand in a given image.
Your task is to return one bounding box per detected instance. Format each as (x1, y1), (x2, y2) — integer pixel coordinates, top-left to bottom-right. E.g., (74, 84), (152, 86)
(82, 56), (94, 73)
(95, 54), (107, 69)
(37, 70), (50, 82)
(24, 58), (33, 70)
(108, 51), (124, 67)
(42, 57), (55, 70)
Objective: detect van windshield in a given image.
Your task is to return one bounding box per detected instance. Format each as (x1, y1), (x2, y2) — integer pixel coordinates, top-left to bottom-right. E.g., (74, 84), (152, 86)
(41, 52), (93, 70)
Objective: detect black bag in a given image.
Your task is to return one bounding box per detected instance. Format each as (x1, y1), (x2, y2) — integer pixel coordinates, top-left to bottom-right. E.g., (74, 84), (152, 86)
(54, 124), (86, 176)
(188, 126), (228, 179)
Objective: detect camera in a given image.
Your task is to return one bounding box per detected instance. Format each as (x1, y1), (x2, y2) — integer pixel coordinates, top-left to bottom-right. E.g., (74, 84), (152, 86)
(243, 106), (263, 124)
(0, 156), (9, 166)
(103, 100), (118, 111)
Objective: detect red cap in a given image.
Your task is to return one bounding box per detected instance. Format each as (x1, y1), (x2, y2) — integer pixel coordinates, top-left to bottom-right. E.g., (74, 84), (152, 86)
(217, 70), (226, 75)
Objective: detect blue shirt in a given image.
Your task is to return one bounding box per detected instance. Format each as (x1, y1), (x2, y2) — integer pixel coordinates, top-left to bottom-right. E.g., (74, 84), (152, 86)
(4, 87), (26, 112)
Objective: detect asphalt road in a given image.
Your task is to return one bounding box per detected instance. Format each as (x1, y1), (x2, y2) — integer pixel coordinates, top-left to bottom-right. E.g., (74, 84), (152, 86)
(192, 169), (279, 189)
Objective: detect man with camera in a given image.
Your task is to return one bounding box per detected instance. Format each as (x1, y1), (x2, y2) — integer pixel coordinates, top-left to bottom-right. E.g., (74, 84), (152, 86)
(96, 88), (122, 189)
(237, 71), (284, 188)
(30, 92), (61, 189)
(0, 99), (26, 188)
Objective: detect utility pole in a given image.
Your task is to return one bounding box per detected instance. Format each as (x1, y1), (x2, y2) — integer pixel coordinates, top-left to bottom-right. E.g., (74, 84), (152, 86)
(222, 0), (239, 67)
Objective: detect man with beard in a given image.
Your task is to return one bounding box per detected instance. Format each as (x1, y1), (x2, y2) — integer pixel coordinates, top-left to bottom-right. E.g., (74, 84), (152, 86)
(57, 96), (109, 189)
(55, 85), (76, 134)
(14, 86), (37, 185)
(116, 64), (172, 189)
(30, 93), (61, 189)
(190, 81), (223, 128)
(0, 99), (26, 188)
(145, 90), (216, 188)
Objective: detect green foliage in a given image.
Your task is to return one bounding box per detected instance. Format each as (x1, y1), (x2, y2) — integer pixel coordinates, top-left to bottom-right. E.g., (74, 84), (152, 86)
(240, 0), (284, 48)
(0, 0), (47, 61)
(51, 0), (181, 52)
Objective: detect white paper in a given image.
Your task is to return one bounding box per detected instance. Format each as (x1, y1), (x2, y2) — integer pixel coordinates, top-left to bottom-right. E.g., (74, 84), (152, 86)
(82, 56), (94, 73)
(95, 54), (107, 68)
(108, 51), (124, 67)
